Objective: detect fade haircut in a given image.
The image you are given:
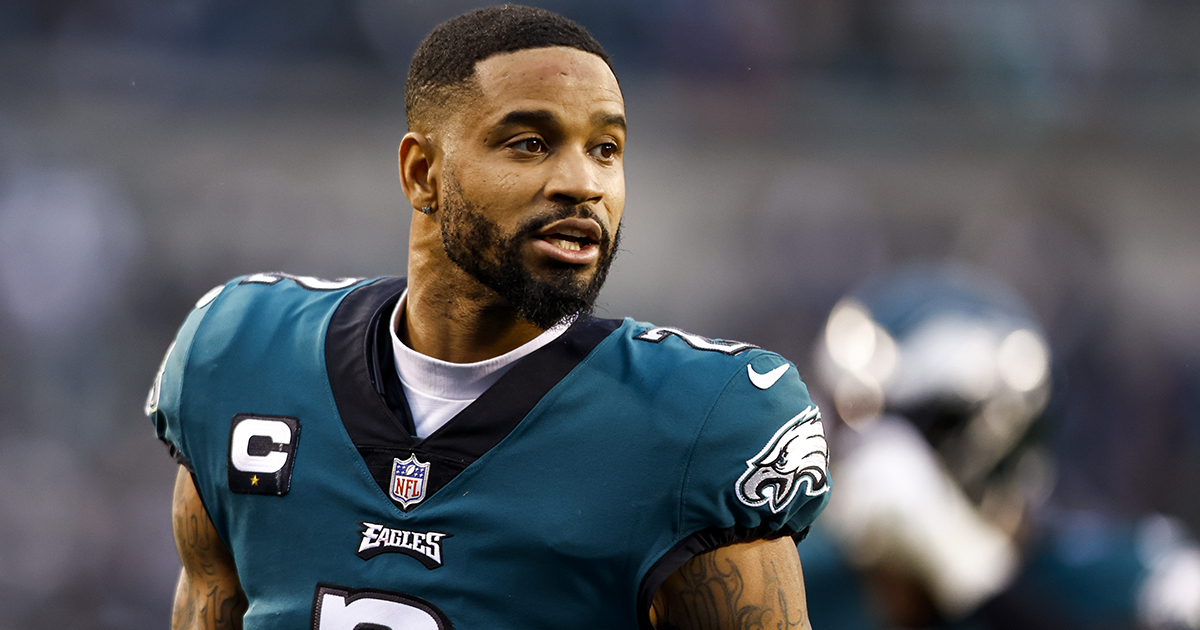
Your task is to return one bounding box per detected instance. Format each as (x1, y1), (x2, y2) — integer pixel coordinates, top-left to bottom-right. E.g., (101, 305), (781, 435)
(405, 4), (611, 133)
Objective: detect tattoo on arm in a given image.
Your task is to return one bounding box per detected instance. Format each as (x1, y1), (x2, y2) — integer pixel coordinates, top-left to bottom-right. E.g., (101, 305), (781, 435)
(653, 539), (810, 630)
(172, 467), (247, 630)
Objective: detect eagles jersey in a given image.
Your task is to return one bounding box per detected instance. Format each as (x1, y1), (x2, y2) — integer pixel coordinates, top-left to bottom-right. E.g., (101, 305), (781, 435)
(147, 273), (830, 629)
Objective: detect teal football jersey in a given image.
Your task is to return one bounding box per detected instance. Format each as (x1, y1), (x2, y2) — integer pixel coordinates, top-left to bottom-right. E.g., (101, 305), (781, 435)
(147, 274), (830, 629)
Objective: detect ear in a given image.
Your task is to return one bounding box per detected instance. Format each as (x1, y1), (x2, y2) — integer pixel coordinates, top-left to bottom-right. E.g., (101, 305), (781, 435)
(399, 132), (440, 213)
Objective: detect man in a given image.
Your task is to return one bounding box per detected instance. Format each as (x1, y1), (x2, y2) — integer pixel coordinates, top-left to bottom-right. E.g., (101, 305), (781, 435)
(147, 5), (829, 629)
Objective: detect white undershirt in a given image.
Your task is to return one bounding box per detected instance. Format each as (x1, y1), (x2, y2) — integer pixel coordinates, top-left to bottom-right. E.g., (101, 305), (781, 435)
(389, 291), (570, 438)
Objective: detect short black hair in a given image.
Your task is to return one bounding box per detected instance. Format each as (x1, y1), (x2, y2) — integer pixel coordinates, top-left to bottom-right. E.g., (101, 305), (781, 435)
(405, 4), (611, 132)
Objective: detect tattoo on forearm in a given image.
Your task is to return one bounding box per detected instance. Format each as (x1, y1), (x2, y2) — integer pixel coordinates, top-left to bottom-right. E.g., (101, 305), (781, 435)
(173, 581), (246, 630)
(173, 476), (246, 630)
(657, 553), (807, 630)
(202, 583), (246, 630)
(176, 508), (219, 578)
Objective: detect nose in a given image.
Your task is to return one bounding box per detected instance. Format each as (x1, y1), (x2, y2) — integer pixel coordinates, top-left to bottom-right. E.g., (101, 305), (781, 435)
(544, 150), (604, 206)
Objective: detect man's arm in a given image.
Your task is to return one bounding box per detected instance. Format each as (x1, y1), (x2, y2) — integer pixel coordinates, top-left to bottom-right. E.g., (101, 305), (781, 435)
(650, 536), (811, 630)
(171, 465), (247, 630)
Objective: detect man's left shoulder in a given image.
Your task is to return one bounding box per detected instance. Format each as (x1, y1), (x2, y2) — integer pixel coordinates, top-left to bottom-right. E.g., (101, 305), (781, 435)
(626, 322), (762, 360)
(609, 321), (830, 534)
(611, 320), (798, 391)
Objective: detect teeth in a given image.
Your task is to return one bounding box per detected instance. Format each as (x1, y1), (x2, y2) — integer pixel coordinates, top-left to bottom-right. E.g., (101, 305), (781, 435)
(559, 228), (588, 239)
(547, 238), (582, 251)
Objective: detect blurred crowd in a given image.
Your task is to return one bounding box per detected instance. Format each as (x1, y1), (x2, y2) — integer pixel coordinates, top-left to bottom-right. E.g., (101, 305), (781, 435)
(1, 1), (1198, 627)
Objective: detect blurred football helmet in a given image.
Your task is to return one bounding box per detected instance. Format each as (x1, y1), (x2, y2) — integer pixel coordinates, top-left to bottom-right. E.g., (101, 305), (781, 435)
(809, 263), (1200, 629)
(815, 263), (1052, 499)
(813, 263), (1055, 619)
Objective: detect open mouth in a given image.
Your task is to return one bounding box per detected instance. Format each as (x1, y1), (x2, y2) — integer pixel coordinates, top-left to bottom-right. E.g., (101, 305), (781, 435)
(541, 227), (597, 252)
(532, 217), (604, 263)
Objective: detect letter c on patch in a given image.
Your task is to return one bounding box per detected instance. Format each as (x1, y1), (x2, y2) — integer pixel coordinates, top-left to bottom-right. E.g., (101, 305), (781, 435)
(228, 414), (300, 496)
(231, 418), (292, 473)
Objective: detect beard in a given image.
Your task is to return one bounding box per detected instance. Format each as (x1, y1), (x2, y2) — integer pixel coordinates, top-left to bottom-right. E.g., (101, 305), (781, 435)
(439, 178), (620, 330)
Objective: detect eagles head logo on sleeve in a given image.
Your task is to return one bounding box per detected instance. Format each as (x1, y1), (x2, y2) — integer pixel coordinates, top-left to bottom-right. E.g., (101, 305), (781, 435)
(737, 406), (829, 513)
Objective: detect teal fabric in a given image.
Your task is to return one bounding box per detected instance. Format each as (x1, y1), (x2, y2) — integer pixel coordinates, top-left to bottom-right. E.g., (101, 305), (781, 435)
(150, 275), (829, 629)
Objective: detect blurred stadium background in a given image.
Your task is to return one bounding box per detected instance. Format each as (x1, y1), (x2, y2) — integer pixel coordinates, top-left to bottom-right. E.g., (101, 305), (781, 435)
(0, 1), (1198, 627)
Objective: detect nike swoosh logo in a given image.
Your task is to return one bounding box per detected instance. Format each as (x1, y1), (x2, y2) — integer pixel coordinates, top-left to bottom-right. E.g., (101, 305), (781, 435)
(747, 364), (789, 390)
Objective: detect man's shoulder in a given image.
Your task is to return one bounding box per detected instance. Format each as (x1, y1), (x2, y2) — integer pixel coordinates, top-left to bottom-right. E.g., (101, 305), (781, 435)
(599, 319), (787, 381)
(583, 318), (808, 421)
(203, 272), (390, 309)
(623, 321), (762, 358)
(160, 273), (398, 380)
(590, 320), (828, 547)
(189, 272), (394, 328)
(148, 274), (400, 448)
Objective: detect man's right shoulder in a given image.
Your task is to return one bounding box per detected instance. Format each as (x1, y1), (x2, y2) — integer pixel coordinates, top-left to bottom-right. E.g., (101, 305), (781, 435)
(186, 272), (400, 356)
(182, 272), (388, 331)
(197, 272), (382, 311)
(146, 273), (397, 464)
(148, 273), (392, 408)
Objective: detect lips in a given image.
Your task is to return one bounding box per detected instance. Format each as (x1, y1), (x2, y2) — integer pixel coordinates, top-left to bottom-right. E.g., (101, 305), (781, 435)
(532, 217), (603, 265)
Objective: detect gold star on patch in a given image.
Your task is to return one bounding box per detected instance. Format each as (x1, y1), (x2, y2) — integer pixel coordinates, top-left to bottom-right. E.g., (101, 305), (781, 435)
(250, 475), (259, 485)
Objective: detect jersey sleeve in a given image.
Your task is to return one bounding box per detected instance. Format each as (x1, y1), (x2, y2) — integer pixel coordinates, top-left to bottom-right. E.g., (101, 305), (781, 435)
(144, 282), (228, 470)
(636, 349), (832, 620)
(679, 350), (830, 544)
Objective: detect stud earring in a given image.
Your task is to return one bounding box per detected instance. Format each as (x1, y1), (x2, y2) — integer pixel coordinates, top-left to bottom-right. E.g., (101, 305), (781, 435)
(419, 205), (434, 214)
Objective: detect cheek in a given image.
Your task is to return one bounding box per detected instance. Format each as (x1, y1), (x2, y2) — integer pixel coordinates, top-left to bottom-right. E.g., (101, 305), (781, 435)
(453, 160), (529, 204)
(602, 170), (626, 222)
(493, 171), (526, 197)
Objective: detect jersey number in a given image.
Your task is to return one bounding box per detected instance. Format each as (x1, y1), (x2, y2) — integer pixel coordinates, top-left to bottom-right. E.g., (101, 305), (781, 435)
(312, 584), (452, 629)
(634, 326), (759, 356)
(241, 272), (364, 291)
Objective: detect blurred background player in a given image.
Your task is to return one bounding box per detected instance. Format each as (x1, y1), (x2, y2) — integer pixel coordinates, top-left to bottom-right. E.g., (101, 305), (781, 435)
(798, 263), (1200, 630)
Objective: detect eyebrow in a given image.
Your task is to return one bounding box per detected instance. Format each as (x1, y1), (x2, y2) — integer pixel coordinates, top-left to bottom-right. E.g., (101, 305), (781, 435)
(593, 111), (627, 133)
(494, 109), (559, 130)
(492, 109), (627, 133)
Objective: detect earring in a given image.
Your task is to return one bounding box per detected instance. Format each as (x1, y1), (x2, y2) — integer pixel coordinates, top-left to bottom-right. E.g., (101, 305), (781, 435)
(419, 205), (434, 214)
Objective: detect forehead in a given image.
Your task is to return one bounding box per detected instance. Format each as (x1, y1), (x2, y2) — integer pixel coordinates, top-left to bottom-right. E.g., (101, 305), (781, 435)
(468, 46), (624, 128)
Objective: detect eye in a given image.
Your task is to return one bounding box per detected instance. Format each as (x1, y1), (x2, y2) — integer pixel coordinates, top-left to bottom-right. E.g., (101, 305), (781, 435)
(589, 142), (619, 160)
(509, 137), (547, 154)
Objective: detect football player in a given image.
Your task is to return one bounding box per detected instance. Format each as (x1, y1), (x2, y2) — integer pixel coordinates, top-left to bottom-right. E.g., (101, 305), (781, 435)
(147, 5), (830, 629)
(800, 263), (1200, 630)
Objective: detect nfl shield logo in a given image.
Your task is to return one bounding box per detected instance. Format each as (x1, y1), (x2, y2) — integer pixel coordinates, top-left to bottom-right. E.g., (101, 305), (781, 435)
(390, 454), (430, 509)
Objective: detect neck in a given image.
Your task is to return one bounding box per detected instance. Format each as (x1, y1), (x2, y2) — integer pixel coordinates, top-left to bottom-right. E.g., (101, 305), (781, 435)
(403, 227), (544, 363)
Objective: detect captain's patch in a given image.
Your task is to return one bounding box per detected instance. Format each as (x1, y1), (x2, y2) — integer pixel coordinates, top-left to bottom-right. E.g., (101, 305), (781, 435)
(736, 406), (829, 513)
(357, 522), (450, 569)
(227, 414), (300, 496)
(390, 454), (430, 509)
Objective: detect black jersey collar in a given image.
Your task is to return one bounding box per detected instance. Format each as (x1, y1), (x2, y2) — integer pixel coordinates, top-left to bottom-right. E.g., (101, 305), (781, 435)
(325, 277), (619, 510)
